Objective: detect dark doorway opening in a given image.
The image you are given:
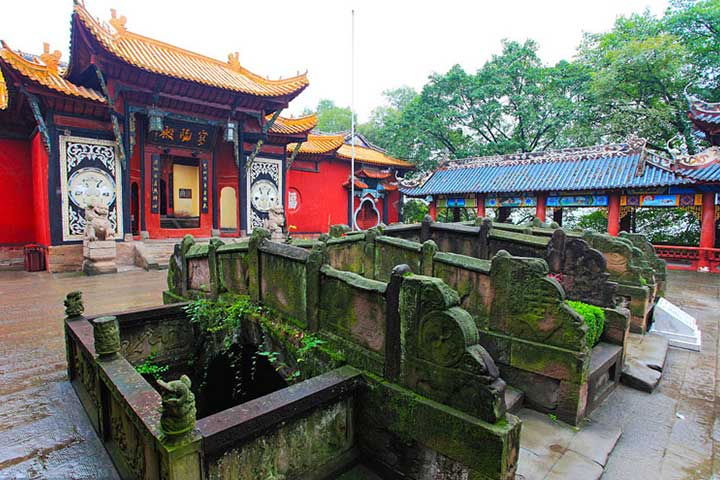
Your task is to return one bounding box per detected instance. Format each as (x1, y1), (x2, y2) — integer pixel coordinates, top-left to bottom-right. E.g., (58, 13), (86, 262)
(131, 182), (140, 235)
(159, 178), (167, 215)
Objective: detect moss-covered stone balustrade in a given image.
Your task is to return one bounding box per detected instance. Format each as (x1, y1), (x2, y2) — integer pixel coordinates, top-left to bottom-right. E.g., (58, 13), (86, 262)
(383, 215), (663, 334)
(165, 228), (625, 426)
(68, 229), (521, 479)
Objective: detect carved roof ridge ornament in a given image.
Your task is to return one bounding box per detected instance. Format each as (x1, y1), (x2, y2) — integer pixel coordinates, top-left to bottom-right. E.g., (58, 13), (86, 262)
(108, 9), (127, 34)
(72, 3), (309, 97)
(39, 43), (62, 74)
(0, 40), (105, 103)
(227, 51), (241, 71)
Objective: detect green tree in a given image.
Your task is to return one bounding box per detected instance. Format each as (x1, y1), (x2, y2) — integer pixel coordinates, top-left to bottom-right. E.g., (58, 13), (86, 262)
(665, 0), (720, 97)
(306, 99), (355, 133)
(358, 86), (417, 151)
(378, 40), (588, 171)
(575, 6), (720, 153)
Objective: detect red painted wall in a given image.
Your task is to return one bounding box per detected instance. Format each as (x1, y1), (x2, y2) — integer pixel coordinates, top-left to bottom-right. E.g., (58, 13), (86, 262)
(287, 159), (349, 234)
(0, 139), (34, 244)
(31, 133), (50, 246)
(287, 159), (403, 234)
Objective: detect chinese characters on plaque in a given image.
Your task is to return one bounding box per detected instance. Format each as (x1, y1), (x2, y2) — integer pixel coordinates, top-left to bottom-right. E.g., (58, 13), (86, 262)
(151, 154), (160, 213)
(148, 119), (215, 151)
(200, 159), (209, 213)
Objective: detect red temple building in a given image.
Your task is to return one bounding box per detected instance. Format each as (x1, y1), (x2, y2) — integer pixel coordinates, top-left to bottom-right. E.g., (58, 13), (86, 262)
(0, 3), (318, 271)
(286, 133), (414, 235)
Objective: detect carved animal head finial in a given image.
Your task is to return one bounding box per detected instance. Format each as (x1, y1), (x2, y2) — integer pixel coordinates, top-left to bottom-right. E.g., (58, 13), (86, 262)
(64, 291), (84, 318)
(109, 9), (127, 33)
(228, 52), (241, 71)
(157, 375), (196, 438)
(40, 43), (62, 74)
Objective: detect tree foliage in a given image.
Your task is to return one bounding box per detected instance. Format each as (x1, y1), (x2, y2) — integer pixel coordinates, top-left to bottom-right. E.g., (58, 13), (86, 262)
(367, 41), (587, 171)
(349, 1), (720, 171)
(306, 99), (355, 133)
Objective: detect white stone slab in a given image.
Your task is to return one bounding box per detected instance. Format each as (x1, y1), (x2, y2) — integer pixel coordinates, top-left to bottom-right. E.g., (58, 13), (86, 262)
(651, 298), (701, 352)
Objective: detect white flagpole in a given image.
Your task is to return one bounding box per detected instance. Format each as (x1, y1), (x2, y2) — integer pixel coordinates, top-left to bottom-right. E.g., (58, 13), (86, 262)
(350, 9), (356, 230)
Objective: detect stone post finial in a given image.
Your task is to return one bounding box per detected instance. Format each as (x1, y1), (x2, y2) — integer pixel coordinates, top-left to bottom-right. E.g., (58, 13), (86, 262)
(64, 291), (84, 318)
(92, 316), (120, 358)
(158, 375), (196, 440)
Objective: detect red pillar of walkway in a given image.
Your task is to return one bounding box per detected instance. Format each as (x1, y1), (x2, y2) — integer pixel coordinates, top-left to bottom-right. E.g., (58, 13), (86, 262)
(428, 196), (437, 221)
(536, 193), (547, 222)
(607, 193), (621, 236)
(700, 192), (716, 249)
(477, 194), (486, 218)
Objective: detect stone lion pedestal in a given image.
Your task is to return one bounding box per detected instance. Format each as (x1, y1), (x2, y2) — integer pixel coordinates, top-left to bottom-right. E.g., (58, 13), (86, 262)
(83, 239), (117, 275)
(82, 201), (117, 275)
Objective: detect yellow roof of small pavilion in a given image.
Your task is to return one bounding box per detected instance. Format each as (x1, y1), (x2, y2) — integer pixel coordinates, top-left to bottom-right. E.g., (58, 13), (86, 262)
(0, 41), (105, 104)
(287, 133), (414, 168)
(336, 143), (414, 168)
(268, 114), (318, 135)
(0, 67), (7, 110)
(287, 133), (346, 155)
(74, 4), (309, 98)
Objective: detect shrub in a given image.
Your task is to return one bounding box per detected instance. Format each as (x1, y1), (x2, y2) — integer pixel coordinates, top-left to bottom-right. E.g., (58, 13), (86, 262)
(567, 300), (605, 347)
(135, 351), (169, 380)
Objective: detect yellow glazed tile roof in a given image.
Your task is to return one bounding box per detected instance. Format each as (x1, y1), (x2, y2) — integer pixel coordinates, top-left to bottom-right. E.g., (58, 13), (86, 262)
(287, 133), (414, 168)
(287, 133), (346, 155)
(0, 42), (106, 104)
(336, 143), (414, 168)
(74, 5), (309, 98)
(268, 114), (318, 135)
(0, 67), (7, 110)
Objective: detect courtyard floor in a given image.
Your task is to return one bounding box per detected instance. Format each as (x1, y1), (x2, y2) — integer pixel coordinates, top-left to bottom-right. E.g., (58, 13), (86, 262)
(0, 269), (717, 479)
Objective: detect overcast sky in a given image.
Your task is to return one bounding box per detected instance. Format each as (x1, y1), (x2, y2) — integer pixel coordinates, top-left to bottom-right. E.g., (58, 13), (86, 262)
(1, 0), (668, 121)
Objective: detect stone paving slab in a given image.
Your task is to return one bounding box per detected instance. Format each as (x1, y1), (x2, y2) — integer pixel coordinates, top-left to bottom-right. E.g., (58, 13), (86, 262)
(621, 332), (669, 392)
(0, 269), (167, 479)
(599, 270), (719, 480)
(515, 408), (621, 480)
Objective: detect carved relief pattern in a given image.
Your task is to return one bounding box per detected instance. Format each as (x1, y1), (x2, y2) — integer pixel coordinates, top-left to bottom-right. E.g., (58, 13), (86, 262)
(247, 158), (282, 232)
(119, 320), (193, 362)
(109, 397), (146, 479)
(74, 344), (97, 405)
(60, 136), (123, 241)
(67, 142), (116, 175)
(249, 160), (280, 183)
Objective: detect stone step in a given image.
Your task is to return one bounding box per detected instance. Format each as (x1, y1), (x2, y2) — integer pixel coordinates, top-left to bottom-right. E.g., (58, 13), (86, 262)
(620, 333), (669, 393)
(505, 385), (524, 414)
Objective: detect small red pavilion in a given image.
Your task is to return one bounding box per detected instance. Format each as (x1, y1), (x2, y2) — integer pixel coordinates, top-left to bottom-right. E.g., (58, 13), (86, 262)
(286, 133), (414, 235)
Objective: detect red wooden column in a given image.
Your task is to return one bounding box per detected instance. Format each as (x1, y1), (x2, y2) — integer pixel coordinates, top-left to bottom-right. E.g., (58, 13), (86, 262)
(477, 194), (486, 218)
(700, 191), (716, 249)
(535, 193), (547, 222)
(607, 193), (621, 236)
(428, 196), (437, 221)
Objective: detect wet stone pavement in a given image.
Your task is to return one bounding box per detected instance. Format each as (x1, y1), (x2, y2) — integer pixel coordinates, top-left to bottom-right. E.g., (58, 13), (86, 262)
(0, 269), (718, 479)
(595, 270), (720, 480)
(0, 269), (166, 479)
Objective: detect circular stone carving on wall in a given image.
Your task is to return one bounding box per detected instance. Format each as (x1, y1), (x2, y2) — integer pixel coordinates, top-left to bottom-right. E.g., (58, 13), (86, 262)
(68, 167), (116, 209)
(250, 179), (279, 212)
(418, 311), (467, 367)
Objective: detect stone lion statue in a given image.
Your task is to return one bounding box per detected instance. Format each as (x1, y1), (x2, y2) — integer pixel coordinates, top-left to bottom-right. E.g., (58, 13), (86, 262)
(264, 204), (285, 241)
(84, 202), (114, 241)
(157, 375), (196, 437)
